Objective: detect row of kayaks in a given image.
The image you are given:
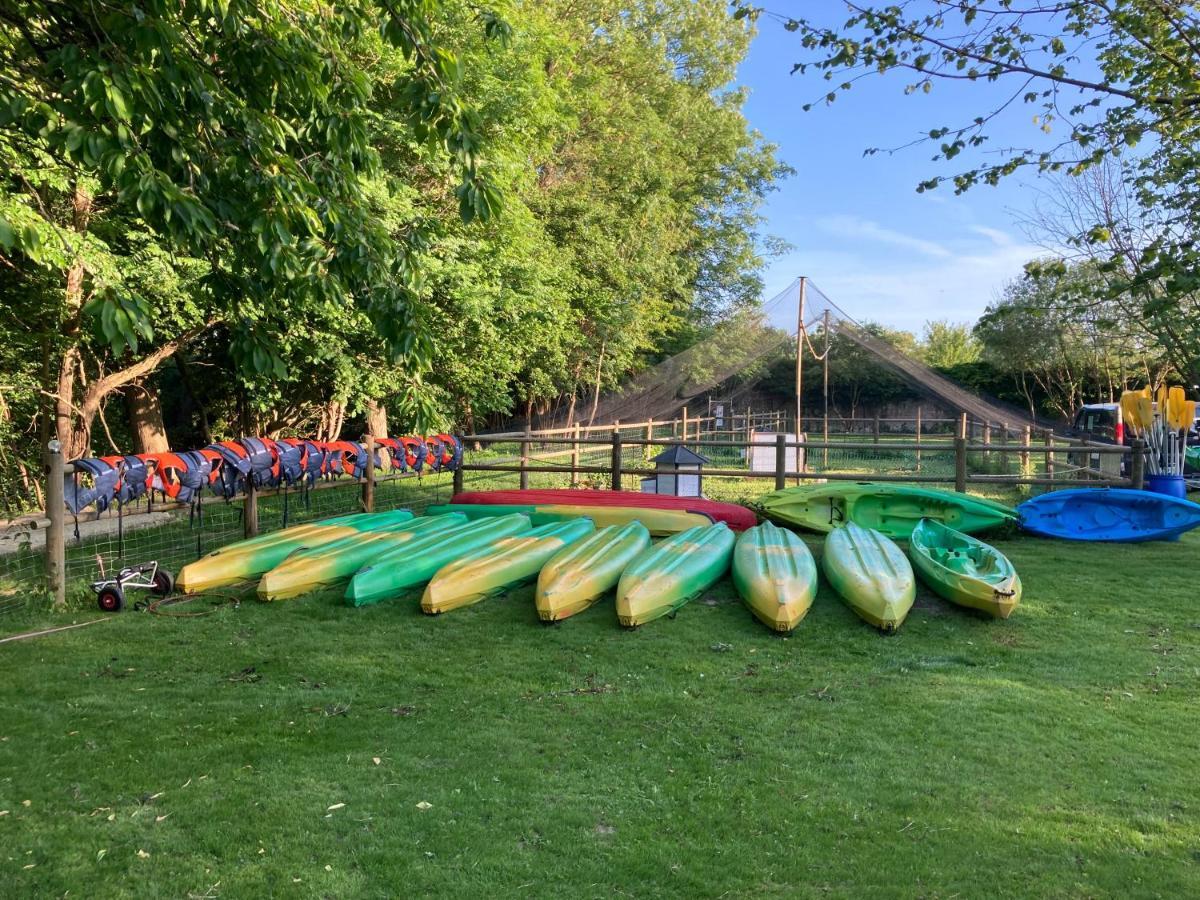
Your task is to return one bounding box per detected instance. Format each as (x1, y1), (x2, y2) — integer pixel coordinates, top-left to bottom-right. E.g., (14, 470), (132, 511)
(758, 482), (1200, 543)
(178, 507), (1020, 632)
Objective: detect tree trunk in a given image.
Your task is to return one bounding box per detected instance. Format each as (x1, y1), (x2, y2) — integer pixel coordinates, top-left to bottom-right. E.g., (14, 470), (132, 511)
(55, 184), (93, 458)
(586, 342), (606, 427)
(175, 354), (212, 444)
(127, 380), (170, 453)
(365, 400), (388, 438)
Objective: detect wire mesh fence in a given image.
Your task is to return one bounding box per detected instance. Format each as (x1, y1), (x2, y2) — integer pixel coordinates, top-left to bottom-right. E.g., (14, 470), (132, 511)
(0, 469), (461, 611)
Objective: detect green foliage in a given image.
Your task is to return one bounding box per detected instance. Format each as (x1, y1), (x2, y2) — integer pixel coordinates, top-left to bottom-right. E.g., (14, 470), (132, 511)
(919, 321), (982, 368)
(975, 261), (1167, 419)
(0, 0), (785, 501)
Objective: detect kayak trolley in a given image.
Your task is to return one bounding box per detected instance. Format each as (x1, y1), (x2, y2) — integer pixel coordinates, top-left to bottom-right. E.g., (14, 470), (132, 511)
(91, 561), (175, 613)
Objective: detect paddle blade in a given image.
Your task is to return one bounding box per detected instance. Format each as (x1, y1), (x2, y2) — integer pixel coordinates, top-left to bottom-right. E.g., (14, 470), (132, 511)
(1137, 397), (1154, 428)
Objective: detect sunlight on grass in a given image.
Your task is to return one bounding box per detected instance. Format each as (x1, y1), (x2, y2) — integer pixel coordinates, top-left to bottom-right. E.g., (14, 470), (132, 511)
(1, 529), (1198, 896)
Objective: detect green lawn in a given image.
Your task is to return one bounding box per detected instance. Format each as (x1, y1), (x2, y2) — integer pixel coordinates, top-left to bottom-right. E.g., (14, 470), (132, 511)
(2, 529), (1198, 897)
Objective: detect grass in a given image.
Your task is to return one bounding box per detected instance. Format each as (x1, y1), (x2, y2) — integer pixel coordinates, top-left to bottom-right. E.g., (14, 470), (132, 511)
(2, 527), (1199, 897)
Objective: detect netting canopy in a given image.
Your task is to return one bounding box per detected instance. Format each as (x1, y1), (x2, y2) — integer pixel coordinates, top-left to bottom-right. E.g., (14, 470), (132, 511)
(525, 277), (1050, 433)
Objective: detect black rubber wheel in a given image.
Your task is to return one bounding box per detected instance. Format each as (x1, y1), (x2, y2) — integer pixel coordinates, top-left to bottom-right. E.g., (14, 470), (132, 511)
(151, 568), (175, 596)
(97, 586), (125, 613)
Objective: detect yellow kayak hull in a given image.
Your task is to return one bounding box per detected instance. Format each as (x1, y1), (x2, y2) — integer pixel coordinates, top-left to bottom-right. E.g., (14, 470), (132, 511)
(421, 519), (596, 615)
(731, 521), (818, 632)
(821, 522), (915, 632)
(177, 510), (414, 592)
(258, 514), (465, 600)
(535, 522), (651, 622)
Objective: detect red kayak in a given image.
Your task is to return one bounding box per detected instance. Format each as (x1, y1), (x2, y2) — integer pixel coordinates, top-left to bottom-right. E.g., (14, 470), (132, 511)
(450, 489), (757, 531)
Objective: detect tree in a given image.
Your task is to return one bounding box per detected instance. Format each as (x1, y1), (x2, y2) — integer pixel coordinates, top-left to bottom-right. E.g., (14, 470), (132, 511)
(920, 321), (981, 368)
(735, 1), (1200, 307)
(974, 262), (1168, 419)
(0, 0), (504, 459)
(1020, 160), (1200, 386)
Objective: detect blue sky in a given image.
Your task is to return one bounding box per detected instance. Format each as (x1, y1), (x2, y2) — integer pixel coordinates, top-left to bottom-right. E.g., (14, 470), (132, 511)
(738, 16), (1058, 334)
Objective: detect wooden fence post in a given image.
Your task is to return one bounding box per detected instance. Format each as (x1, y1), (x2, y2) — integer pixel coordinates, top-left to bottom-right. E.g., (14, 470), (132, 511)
(775, 433), (787, 490)
(1130, 438), (1145, 489)
(571, 423), (581, 487)
(452, 458), (464, 495)
(873, 413), (881, 445)
(644, 418), (654, 461)
(362, 434), (376, 513)
(611, 429), (623, 491)
(520, 428), (531, 490)
(982, 422), (991, 463)
(998, 422), (1009, 474)
(244, 479), (259, 538)
(745, 406), (753, 448)
(954, 436), (967, 493)
(44, 441), (66, 609)
(958, 412), (968, 440)
(1020, 425), (1031, 472)
(1043, 429), (1055, 482)
(682, 406), (688, 444)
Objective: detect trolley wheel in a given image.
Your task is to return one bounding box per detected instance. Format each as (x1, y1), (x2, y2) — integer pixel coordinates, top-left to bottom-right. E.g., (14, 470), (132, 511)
(97, 586), (126, 613)
(151, 568), (175, 596)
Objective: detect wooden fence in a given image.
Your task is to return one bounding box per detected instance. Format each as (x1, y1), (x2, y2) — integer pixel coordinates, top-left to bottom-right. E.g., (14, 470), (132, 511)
(33, 418), (1136, 607)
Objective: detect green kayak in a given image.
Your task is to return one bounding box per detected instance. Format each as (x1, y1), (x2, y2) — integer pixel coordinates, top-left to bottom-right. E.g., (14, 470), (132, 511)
(1187, 445), (1200, 470)
(731, 521), (818, 633)
(821, 522), (915, 632)
(616, 523), (734, 627)
(422, 519), (596, 615)
(760, 482), (1016, 539)
(909, 518), (1021, 618)
(258, 513), (466, 600)
(345, 513), (533, 607)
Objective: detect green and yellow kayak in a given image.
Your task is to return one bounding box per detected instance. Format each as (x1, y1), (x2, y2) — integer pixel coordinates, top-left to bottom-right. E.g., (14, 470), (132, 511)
(760, 482), (1016, 539)
(821, 522), (915, 632)
(258, 513), (466, 601)
(425, 503), (711, 536)
(731, 521), (818, 633)
(909, 517), (1021, 618)
(177, 509), (414, 593)
(616, 523), (735, 627)
(421, 519), (596, 615)
(535, 522), (652, 622)
(345, 513), (533, 607)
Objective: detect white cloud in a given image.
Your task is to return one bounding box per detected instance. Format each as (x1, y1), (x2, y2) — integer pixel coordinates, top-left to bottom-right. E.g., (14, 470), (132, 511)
(968, 225), (1014, 246)
(759, 228), (1043, 333)
(817, 214), (952, 259)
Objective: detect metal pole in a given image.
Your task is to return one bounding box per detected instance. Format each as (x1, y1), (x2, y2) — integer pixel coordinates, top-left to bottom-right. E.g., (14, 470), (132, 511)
(795, 276), (806, 438)
(44, 440), (66, 610)
(822, 308), (830, 469)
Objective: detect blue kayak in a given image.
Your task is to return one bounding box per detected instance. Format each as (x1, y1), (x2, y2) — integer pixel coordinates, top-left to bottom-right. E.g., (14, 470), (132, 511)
(1018, 488), (1200, 542)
